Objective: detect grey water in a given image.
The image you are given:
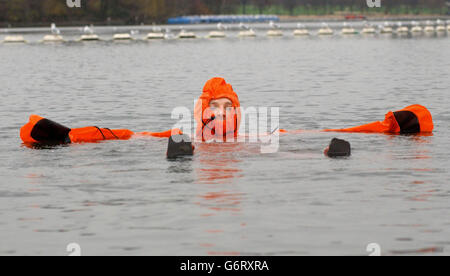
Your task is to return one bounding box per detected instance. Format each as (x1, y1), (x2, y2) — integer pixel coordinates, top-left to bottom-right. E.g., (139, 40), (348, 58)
(0, 26), (449, 256)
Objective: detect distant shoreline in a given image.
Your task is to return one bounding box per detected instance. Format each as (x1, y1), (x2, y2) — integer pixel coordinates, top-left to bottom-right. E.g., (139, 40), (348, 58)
(1, 14), (449, 29)
(279, 14), (450, 22)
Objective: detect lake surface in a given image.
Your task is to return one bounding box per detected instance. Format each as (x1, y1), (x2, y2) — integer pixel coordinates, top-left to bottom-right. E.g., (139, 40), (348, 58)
(0, 25), (449, 256)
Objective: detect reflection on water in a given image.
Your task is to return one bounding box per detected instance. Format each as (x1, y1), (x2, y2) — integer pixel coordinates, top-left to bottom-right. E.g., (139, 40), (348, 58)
(390, 246), (444, 255)
(167, 158), (193, 174)
(195, 143), (245, 184)
(194, 143), (246, 255)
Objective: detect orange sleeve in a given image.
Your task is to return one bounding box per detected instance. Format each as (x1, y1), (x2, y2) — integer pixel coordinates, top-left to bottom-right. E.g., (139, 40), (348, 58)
(323, 111), (401, 134)
(134, 128), (183, 138)
(69, 127), (134, 143)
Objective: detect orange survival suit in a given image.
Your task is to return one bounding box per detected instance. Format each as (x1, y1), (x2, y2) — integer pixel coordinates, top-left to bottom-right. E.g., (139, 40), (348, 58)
(194, 77), (241, 142)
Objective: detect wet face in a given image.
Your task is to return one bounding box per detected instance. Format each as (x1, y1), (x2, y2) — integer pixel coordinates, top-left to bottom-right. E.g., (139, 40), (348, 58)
(209, 98), (233, 121)
(204, 97), (237, 139)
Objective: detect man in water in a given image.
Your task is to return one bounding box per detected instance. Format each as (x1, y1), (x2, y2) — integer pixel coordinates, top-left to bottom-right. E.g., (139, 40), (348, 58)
(194, 77), (241, 142)
(19, 77), (433, 146)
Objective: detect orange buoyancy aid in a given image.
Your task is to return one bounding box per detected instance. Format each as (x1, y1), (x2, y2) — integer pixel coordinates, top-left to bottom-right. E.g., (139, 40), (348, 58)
(20, 115), (179, 145)
(20, 104), (434, 145)
(324, 105), (433, 134)
(194, 77), (242, 141)
(69, 127), (134, 143)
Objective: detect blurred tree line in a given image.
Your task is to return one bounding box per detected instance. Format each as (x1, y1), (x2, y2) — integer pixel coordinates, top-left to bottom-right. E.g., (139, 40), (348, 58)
(0, 0), (448, 26)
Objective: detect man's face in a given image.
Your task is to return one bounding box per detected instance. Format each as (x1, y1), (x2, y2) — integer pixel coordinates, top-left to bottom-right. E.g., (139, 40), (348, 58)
(209, 98), (233, 121)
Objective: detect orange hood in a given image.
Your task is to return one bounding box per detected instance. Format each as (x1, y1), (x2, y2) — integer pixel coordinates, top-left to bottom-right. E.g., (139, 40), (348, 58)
(194, 78), (241, 141)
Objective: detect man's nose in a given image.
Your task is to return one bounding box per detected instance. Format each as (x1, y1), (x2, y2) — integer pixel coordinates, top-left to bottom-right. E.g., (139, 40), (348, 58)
(216, 107), (227, 119)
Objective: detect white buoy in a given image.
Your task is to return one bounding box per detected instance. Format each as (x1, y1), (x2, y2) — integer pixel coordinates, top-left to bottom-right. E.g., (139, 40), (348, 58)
(208, 31), (226, 38)
(147, 32), (165, 39)
(436, 19), (446, 32)
(396, 22), (409, 34)
(361, 22), (376, 34)
(43, 35), (64, 42)
(293, 29), (309, 36)
(238, 23), (256, 37)
(380, 22), (393, 34)
(80, 25), (99, 41)
(208, 23), (227, 38)
(3, 35), (26, 43)
(361, 28), (376, 34)
(293, 23), (309, 36)
(178, 29), (197, 39)
(267, 21), (283, 37)
(318, 23), (334, 35)
(341, 22), (357, 35)
(410, 21), (423, 33)
(80, 34), (100, 41)
(147, 26), (164, 39)
(267, 29), (283, 36)
(113, 33), (132, 40)
(424, 21), (435, 33)
(238, 29), (256, 37)
(43, 23), (64, 42)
